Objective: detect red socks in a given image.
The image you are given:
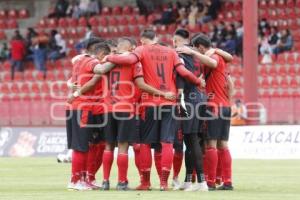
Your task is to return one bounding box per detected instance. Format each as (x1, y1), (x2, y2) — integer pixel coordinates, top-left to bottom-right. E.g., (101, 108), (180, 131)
(94, 142), (105, 173)
(133, 144), (141, 176)
(205, 147), (218, 187)
(139, 144), (152, 185)
(218, 148), (232, 185)
(154, 150), (162, 178)
(160, 142), (173, 186)
(102, 150), (114, 181)
(71, 150), (88, 183)
(117, 153), (128, 183)
(216, 149), (223, 184)
(86, 144), (98, 181)
(173, 151), (183, 179)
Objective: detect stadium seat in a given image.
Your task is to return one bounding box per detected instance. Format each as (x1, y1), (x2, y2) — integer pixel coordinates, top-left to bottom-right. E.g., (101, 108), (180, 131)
(132, 26), (140, 36)
(31, 82), (40, 94)
(99, 17), (108, 26)
(78, 17), (87, 27)
(58, 18), (68, 27)
(259, 66), (268, 77)
(20, 83), (30, 94)
(19, 9), (29, 18)
(122, 26), (131, 36)
(290, 77), (299, 89)
(260, 77), (270, 89)
(112, 6), (122, 15)
(88, 16), (98, 26)
(0, 10), (6, 20)
(108, 16), (118, 26)
(270, 78), (279, 89)
(279, 79), (289, 89)
(8, 9), (18, 19)
(0, 20), (7, 29)
(68, 18), (78, 27)
(0, 30), (6, 39)
(119, 17), (128, 26)
(0, 83), (10, 94)
(48, 18), (57, 28)
(10, 95), (30, 125)
(41, 82), (50, 94)
(11, 83), (20, 94)
(50, 96), (67, 126)
(122, 6), (132, 15)
(137, 15), (146, 25)
(268, 67), (277, 77)
(102, 7), (111, 15)
(0, 95), (10, 125)
(278, 65), (287, 76)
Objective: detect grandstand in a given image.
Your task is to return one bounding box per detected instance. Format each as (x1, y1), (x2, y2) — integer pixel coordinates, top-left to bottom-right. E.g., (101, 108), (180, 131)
(0, 0), (299, 127)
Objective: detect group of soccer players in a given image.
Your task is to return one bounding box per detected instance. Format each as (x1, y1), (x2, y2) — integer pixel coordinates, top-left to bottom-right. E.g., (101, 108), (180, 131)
(66, 27), (234, 192)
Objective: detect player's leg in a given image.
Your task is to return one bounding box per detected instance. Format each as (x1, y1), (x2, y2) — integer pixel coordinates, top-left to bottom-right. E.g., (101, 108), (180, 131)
(159, 105), (177, 191)
(68, 110), (92, 191)
(172, 129), (184, 188)
(102, 113), (117, 190)
(137, 106), (159, 190)
(217, 107), (233, 190)
(115, 112), (137, 191)
(216, 142), (223, 186)
(133, 143), (142, 177)
(154, 144), (162, 179)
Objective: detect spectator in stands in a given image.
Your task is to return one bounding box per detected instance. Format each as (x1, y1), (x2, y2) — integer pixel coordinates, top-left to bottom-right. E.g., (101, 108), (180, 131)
(268, 26), (280, 46)
(10, 30), (26, 80)
(75, 24), (95, 52)
(221, 33), (237, 55)
(259, 34), (273, 64)
(87, 0), (101, 16)
(235, 21), (243, 57)
(231, 99), (247, 126)
(0, 43), (9, 61)
(188, 0), (206, 28)
(175, 2), (188, 26)
(67, 0), (81, 18)
(31, 34), (48, 78)
(50, 0), (69, 18)
(154, 2), (176, 25)
(25, 28), (38, 61)
(273, 29), (293, 55)
(48, 30), (67, 61)
(79, 0), (90, 16)
(202, 0), (221, 22)
(136, 0), (154, 16)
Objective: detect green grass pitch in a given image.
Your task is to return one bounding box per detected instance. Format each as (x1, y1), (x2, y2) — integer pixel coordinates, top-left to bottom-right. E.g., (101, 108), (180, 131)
(0, 158), (300, 200)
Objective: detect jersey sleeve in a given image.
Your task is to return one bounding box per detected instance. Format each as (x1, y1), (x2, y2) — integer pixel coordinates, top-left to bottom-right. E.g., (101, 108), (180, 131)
(132, 46), (144, 61)
(133, 63), (144, 80)
(85, 59), (100, 73)
(173, 51), (185, 69)
(210, 54), (220, 66)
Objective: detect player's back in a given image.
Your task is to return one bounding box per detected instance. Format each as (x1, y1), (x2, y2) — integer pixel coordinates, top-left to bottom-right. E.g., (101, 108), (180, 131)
(103, 63), (142, 113)
(135, 44), (178, 106)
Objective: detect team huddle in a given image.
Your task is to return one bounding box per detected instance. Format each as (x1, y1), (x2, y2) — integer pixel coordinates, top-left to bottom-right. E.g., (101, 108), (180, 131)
(66, 28), (234, 192)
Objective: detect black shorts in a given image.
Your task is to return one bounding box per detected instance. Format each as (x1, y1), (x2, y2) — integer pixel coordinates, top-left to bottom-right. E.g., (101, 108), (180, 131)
(66, 110), (95, 152)
(140, 105), (177, 144)
(103, 112), (138, 143)
(182, 103), (206, 135)
(90, 114), (105, 144)
(206, 107), (231, 141)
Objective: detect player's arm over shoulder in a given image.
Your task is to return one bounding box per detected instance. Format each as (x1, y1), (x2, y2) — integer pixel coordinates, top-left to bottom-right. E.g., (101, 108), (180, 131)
(93, 62), (115, 74)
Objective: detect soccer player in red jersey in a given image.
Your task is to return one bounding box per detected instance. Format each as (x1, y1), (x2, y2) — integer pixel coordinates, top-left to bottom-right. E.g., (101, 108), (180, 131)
(179, 33), (234, 190)
(66, 42), (116, 191)
(98, 37), (176, 191)
(105, 29), (205, 190)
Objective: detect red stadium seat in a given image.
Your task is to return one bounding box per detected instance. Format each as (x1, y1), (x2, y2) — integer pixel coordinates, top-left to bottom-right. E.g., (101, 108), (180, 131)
(41, 82), (50, 94)
(19, 9), (29, 18)
(132, 26), (140, 36)
(280, 78), (289, 89)
(137, 15), (146, 25)
(0, 20), (7, 29)
(259, 0), (268, 9)
(0, 83), (10, 94)
(88, 16), (98, 26)
(102, 7), (111, 15)
(268, 67), (277, 77)
(0, 10), (6, 20)
(259, 66), (268, 77)
(122, 6), (132, 15)
(119, 17), (128, 26)
(11, 83), (20, 94)
(58, 18), (68, 27)
(20, 83), (30, 94)
(10, 95), (30, 125)
(69, 28), (78, 39)
(287, 0), (295, 7)
(8, 9), (18, 19)
(24, 71), (34, 81)
(38, 19), (47, 28)
(0, 30), (6, 40)
(99, 17), (108, 26)
(278, 65), (287, 76)
(78, 17), (87, 27)
(60, 28), (68, 38)
(48, 18), (57, 28)
(112, 6), (122, 15)
(271, 78), (279, 89)
(108, 16), (118, 26)
(290, 77), (299, 89)
(260, 77), (270, 89)
(287, 66), (297, 76)
(68, 18), (78, 27)
(57, 72), (66, 81)
(31, 82), (40, 94)
(234, 78), (243, 89)
(122, 26), (131, 36)
(0, 95), (10, 125)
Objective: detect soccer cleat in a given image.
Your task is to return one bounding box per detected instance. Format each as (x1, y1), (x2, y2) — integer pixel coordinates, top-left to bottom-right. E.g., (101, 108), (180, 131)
(174, 182), (192, 191)
(136, 184), (151, 191)
(172, 177), (181, 189)
(101, 180), (110, 191)
(67, 181), (92, 191)
(116, 182), (129, 191)
(184, 182), (209, 192)
(208, 185), (217, 191)
(85, 180), (101, 190)
(160, 184), (169, 191)
(216, 177), (222, 186)
(217, 183), (234, 191)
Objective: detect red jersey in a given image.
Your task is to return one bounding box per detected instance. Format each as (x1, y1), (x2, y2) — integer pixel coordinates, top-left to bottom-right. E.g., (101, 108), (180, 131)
(70, 55), (102, 111)
(102, 62), (143, 113)
(10, 39), (26, 61)
(133, 44), (183, 106)
(204, 53), (230, 108)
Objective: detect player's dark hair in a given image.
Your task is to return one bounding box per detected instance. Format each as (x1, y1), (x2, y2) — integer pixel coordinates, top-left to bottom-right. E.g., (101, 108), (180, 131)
(174, 28), (190, 39)
(129, 37), (137, 47)
(140, 29), (156, 40)
(118, 37), (137, 47)
(191, 33), (211, 48)
(85, 37), (106, 51)
(93, 42), (111, 55)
